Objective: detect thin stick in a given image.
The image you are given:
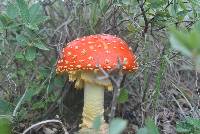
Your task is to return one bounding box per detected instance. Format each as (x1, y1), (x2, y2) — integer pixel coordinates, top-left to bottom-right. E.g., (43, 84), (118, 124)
(98, 59), (124, 122)
(22, 119), (68, 134)
(13, 89), (27, 117)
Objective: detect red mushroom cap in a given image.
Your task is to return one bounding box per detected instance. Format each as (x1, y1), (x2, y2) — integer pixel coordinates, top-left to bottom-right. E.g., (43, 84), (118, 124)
(56, 34), (138, 72)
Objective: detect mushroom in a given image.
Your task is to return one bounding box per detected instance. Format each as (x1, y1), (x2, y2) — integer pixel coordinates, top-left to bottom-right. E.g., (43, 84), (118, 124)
(56, 34), (138, 131)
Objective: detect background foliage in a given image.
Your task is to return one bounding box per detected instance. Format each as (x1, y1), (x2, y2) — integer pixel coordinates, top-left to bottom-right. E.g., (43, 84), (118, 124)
(0, 0), (200, 133)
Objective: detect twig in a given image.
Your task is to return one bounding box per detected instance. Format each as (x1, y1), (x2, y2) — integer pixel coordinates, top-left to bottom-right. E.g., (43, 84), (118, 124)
(13, 89), (27, 117)
(172, 95), (186, 118)
(137, 0), (148, 36)
(98, 59), (124, 122)
(22, 119), (68, 134)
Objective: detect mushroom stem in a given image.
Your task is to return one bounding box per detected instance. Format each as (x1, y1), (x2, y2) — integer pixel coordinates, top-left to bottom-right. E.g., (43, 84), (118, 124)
(80, 81), (104, 128)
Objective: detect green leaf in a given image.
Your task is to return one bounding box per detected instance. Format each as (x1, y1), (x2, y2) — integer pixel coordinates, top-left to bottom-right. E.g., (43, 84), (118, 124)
(29, 3), (42, 19)
(120, 0), (137, 5)
(90, 2), (99, 27)
(0, 115), (12, 134)
(137, 127), (148, 134)
(17, 69), (26, 77)
(29, 3), (46, 24)
(176, 118), (200, 133)
(173, 0), (178, 14)
(16, 0), (30, 24)
(187, 118), (200, 129)
(99, 0), (108, 13)
(109, 118), (127, 134)
(117, 88), (128, 103)
(137, 118), (159, 134)
(178, 0), (187, 11)
(25, 47), (36, 61)
(6, 23), (21, 30)
(16, 34), (29, 46)
(23, 88), (36, 102)
(145, 118), (159, 134)
(53, 76), (65, 87)
(34, 42), (49, 51)
(168, 3), (177, 17)
(32, 16), (48, 25)
(0, 21), (3, 31)
(176, 127), (191, 133)
(32, 101), (46, 109)
(6, 3), (18, 19)
(169, 26), (200, 58)
(28, 16), (48, 30)
(15, 51), (24, 60)
(193, 21), (200, 33)
(169, 31), (192, 57)
(176, 121), (192, 133)
(0, 99), (12, 114)
(27, 3), (48, 30)
(0, 14), (12, 27)
(149, 0), (164, 8)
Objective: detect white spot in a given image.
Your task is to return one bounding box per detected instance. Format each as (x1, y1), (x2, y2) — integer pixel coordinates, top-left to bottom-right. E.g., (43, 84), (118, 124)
(122, 66), (126, 69)
(58, 59), (63, 63)
(88, 41), (95, 44)
(89, 45), (94, 49)
(105, 59), (109, 64)
(107, 66), (111, 69)
(120, 41), (124, 44)
(87, 64), (92, 67)
(76, 65), (81, 68)
(79, 59), (85, 62)
(105, 50), (110, 54)
(94, 68), (99, 71)
(88, 56), (94, 61)
(72, 55), (77, 59)
(68, 52), (72, 56)
(123, 58), (128, 64)
(75, 46), (79, 49)
(81, 49), (87, 55)
(89, 67), (94, 70)
(132, 67), (138, 70)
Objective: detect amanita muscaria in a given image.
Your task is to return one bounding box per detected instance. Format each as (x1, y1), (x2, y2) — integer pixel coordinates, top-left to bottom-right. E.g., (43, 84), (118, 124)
(56, 34), (138, 130)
